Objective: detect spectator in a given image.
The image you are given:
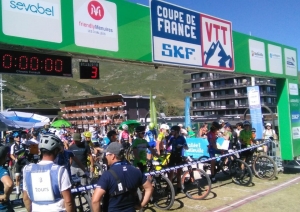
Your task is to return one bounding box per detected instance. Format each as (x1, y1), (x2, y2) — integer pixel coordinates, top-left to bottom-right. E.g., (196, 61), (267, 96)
(23, 134), (74, 212)
(178, 124), (188, 137)
(198, 123), (208, 138)
(92, 142), (153, 212)
(219, 119), (226, 134)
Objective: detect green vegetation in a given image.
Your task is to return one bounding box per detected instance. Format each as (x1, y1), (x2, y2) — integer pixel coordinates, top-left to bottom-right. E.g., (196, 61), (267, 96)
(3, 60), (190, 115)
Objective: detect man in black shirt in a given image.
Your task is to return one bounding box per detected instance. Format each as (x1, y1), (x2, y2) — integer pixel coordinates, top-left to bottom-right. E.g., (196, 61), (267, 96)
(68, 133), (94, 185)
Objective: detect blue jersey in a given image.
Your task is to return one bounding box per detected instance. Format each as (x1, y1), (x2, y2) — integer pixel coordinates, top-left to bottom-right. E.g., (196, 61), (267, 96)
(54, 150), (74, 178)
(169, 135), (187, 156)
(145, 129), (157, 148)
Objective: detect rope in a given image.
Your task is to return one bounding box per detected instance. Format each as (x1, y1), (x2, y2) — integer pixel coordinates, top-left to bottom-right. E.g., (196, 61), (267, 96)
(10, 140), (270, 204)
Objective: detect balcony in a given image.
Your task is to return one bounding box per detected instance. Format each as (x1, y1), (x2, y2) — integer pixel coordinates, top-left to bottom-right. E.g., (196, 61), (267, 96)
(184, 83), (251, 93)
(191, 104), (249, 111)
(183, 74), (237, 84)
(68, 118), (124, 127)
(61, 102), (125, 112)
(62, 110), (125, 119)
(255, 80), (276, 85)
(260, 91), (277, 96)
(183, 70), (198, 74)
(192, 93), (248, 101)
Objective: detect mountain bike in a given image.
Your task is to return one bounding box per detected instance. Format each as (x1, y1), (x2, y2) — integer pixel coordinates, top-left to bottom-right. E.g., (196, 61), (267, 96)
(146, 159), (175, 210)
(247, 140), (277, 180)
(181, 155), (211, 200)
(199, 149), (253, 186)
(71, 174), (92, 212)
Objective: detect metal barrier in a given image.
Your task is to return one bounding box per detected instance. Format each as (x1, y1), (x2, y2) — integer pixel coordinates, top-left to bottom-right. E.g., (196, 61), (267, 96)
(10, 141), (270, 205)
(265, 139), (283, 172)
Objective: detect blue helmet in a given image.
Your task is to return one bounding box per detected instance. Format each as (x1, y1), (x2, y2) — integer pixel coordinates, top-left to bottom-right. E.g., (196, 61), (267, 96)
(12, 132), (21, 138)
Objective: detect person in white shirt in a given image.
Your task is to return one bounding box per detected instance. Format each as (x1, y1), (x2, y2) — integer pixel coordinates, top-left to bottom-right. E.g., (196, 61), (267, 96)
(23, 134), (75, 212)
(178, 124), (188, 137)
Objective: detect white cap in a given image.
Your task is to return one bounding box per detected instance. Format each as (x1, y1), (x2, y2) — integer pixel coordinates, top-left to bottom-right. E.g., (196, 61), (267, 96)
(266, 123), (271, 127)
(219, 119), (225, 124)
(178, 124), (183, 127)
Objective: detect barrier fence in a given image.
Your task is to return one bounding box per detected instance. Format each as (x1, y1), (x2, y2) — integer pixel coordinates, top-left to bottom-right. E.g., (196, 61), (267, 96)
(10, 141), (270, 205)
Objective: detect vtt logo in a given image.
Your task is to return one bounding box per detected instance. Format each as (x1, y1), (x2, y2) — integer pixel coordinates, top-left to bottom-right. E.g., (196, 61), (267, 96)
(88, 1), (104, 21)
(162, 43), (195, 59)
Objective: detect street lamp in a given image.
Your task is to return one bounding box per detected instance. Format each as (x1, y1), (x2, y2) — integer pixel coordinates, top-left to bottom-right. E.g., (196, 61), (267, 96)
(0, 74), (6, 139)
(0, 74), (6, 112)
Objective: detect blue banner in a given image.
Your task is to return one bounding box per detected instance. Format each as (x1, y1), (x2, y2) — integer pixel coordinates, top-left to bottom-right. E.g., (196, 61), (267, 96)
(184, 138), (209, 159)
(185, 96), (191, 128)
(247, 86), (264, 139)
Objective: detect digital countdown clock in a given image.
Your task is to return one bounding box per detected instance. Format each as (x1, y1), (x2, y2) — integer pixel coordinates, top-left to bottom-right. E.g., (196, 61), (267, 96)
(0, 49), (72, 77)
(79, 62), (100, 79)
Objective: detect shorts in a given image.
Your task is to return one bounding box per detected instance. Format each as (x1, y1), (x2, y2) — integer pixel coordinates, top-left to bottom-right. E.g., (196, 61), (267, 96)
(15, 160), (27, 174)
(240, 145), (253, 161)
(168, 154), (183, 167)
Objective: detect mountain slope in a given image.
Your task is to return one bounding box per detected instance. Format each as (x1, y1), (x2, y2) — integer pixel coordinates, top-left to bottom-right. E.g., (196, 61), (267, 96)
(2, 60), (189, 115)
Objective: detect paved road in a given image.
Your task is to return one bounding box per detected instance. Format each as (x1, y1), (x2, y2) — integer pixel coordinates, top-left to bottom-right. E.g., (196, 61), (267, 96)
(11, 169), (300, 212)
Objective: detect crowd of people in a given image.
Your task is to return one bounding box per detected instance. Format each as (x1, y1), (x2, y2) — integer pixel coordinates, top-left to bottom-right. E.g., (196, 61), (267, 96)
(0, 120), (278, 211)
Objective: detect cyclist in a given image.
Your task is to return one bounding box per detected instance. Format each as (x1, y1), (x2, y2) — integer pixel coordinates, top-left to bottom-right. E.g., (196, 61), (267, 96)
(69, 133), (94, 185)
(239, 121), (255, 164)
(10, 132), (27, 196)
(207, 121), (221, 183)
(132, 126), (156, 173)
(0, 146), (14, 212)
(167, 125), (188, 193)
(145, 123), (157, 159)
(156, 124), (169, 156)
(23, 134), (74, 212)
(82, 131), (102, 154)
(119, 124), (131, 149)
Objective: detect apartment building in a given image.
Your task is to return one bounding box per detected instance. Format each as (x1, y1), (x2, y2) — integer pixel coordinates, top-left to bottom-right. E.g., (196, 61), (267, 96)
(183, 71), (277, 117)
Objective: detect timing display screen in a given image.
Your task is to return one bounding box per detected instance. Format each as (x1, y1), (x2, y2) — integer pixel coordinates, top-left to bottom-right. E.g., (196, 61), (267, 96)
(0, 49), (72, 77)
(79, 62), (100, 79)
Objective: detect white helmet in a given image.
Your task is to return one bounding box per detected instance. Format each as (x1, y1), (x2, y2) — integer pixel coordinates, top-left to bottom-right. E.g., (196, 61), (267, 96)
(39, 134), (61, 151)
(122, 124), (128, 130)
(160, 124), (169, 130)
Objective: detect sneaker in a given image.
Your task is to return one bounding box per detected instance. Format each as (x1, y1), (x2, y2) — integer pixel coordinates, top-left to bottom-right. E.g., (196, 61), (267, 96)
(210, 176), (217, 183)
(176, 187), (183, 194)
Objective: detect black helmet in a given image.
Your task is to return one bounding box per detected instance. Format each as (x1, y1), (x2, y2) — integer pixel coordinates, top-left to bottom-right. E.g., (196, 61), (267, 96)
(171, 125), (180, 132)
(135, 126), (146, 133)
(107, 130), (117, 138)
(211, 121), (220, 130)
(243, 121), (251, 126)
(251, 128), (256, 132)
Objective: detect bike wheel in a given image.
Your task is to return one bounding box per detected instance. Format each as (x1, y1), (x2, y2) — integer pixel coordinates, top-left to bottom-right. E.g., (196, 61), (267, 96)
(252, 155), (277, 180)
(152, 175), (175, 210)
(230, 159), (253, 186)
(181, 168), (211, 200)
(73, 192), (92, 212)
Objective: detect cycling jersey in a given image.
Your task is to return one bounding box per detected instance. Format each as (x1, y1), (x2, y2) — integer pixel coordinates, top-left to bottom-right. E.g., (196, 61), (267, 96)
(145, 130), (157, 148)
(132, 138), (149, 167)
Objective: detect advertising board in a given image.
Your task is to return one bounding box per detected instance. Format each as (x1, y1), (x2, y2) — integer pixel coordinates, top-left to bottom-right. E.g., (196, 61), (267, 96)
(150, 0), (234, 71)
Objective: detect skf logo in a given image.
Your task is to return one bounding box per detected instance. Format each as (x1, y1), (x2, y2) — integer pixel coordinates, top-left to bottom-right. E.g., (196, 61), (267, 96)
(88, 1), (104, 20)
(162, 44), (195, 59)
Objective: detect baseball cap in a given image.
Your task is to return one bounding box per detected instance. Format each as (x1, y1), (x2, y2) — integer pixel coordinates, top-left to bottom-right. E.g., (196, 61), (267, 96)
(178, 124), (183, 127)
(73, 133), (81, 141)
(266, 123), (271, 127)
(219, 119), (225, 124)
(105, 142), (123, 155)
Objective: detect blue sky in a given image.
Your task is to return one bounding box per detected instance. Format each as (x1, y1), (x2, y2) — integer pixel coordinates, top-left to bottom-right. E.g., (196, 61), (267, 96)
(127, 0), (300, 70)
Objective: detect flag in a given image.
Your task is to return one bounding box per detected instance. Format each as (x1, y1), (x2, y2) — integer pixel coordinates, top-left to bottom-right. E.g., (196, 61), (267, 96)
(150, 90), (157, 127)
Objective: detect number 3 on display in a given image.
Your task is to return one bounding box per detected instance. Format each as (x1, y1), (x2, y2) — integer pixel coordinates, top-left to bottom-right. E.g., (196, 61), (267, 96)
(91, 66), (98, 79)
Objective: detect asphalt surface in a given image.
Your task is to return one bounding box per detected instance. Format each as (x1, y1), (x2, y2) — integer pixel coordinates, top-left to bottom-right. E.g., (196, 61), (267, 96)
(11, 168), (300, 212)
